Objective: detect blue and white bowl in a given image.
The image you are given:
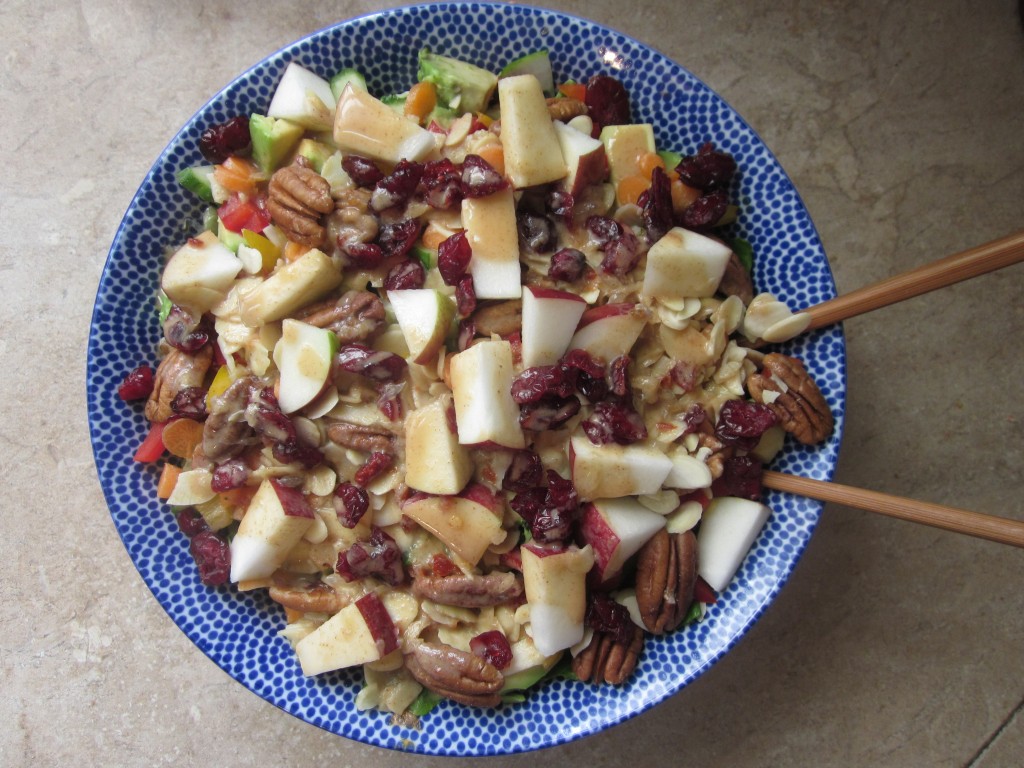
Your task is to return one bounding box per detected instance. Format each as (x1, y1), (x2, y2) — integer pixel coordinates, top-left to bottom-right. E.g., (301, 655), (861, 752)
(87, 3), (845, 756)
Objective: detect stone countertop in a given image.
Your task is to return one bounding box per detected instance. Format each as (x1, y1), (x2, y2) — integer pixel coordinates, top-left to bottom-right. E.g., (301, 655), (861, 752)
(2, 1), (1022, 765)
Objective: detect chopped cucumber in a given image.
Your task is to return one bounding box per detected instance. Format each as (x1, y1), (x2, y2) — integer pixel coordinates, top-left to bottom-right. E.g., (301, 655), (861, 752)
(412, 246), (435, 270)
(176, 165), (216, 203)
(499, 49), (554, 95)
(330, 67), (367, 101)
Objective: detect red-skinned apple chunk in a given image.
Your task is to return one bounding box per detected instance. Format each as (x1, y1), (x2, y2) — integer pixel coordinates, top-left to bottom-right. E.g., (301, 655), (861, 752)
(580, 499), (666, 584)
(402, 490), (505, 567)
(521, 544), (594, 656)
(570, 434), (673, 500)
(229, 478), (316, 582)
(294, 593), (399, 675)
(449, 339), (526, 449)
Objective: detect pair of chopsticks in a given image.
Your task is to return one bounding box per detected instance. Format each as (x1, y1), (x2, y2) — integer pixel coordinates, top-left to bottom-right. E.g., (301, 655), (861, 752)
(766, 230), (1024, 547)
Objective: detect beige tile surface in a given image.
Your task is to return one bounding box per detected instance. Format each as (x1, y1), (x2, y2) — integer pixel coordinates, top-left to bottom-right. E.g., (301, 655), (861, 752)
(2, 0), (1022, 765)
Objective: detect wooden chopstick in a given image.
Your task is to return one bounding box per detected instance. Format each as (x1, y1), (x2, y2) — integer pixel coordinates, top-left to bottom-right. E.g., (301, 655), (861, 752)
(802, 229), (1024, 330)
(762, 470), (1024, 548)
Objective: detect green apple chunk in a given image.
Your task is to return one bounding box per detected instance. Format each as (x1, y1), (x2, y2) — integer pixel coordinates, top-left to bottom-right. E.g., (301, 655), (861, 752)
(274, 319), (338, 414)
(388, 289), (456, 364)
(229, 478), (316, 582)
(161, 231), (243, 314)
(402, 493), (505, 567)
(404, 397), (473, 496)
(498, 74), (567, 188)
(238, 248), (342, 327)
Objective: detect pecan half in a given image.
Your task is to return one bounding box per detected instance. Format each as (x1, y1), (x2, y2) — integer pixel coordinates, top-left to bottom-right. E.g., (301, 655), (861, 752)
(405, 642), (503, 708)
(203, 375), (263, 462)
(572, 624), (644, 685)
(145, 345), (213, 423)
(326, 420), (396, 453)
(471, 299), (522, 337)
(328, 193), (379, 252)
(296, 290), (386, 343)
(748, 353), (833, 445)
(268, 574), (346, 614)
(268, 165), (334, 247)
(546, 97), (588, 122)
(718, 252), (754, 304)
(696, 429), (733, 480)
(635, 529), (698, 634)
(412, 571), (524, 608)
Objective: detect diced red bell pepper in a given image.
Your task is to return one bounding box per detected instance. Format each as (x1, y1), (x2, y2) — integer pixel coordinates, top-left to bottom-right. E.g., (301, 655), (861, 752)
(133, 421), (167, 463)
(218, 193), (271, 234)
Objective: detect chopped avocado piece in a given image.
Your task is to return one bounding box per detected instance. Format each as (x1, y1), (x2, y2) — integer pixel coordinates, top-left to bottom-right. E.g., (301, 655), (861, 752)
(418, 47), (498, 114)
(427, 104), (458, 129)
(329, 67), (367, 101)
(500, 665), (549, 693)
(217, 218), (243, 253)
(249, 114), (304, 173)
(295, 138), (334, 173)
(500, 50), (554, 95)
(658, 150), (683, 172)
(381, 92), (408, 112)
(176, 165), (216, 203)
(731, 237), (754, 272)
(407, 688), (442, 716)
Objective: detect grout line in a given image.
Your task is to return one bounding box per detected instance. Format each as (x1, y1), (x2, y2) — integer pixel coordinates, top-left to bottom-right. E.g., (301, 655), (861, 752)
(964, 695), (1024, 767)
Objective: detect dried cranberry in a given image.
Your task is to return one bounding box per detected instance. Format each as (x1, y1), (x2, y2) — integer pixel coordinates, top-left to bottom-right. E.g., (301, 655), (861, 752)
(510, 487), (547, 524)
(342, 154), (384, 187)
(546, 188), (575, 223)
(681, 190), (730, 230)
(560, 348), (607, 380)
(272, 439), (324, 469)
(585, 75), (631, 129)
(437, 231), (473, 286)
(335, 343), (406, 382)
(420, 158), (464, 209)
(189, 530), (231, 586)
(674, 143), (737, 191)
(336, 526), (405, 585)
(529, 473), (580, 545)
(455, 275), (477, 317)
(517, 212), (556, 254)
(456, 319), (475, 351)
(371, 159), (424, 211)
(599, 229), (641, 276)
(354, 451), (394, 487)
(211, 459), (249, 492)
(334, 482), (370, 528)
(430, 553), (459, 577)
(176, 507), (209, 538)
(511, 365), (575, 404)
(117, 365), (154, 401)
(470, 630), (513, 670)
(198, 116), (251, 164)
(586, 215), (623, 245)
(585, 593), (634, 645)
(170, 387), (208, 420)
(376, 381), (405, 422)
(548, 248), (587, 282)
(519, 395), (581, 431)
(384, 259), (426, 291)
(378, 218), (422, 260)
(344, 241), (385, 269)
(575, 371), (608, 401)
(715, 399), (778, 451)
(581, 399), (648, 445)
(668, 361), (703, 393)
(608, 355), (631, 398)
(461, 154), (508, 197)
(712, 455), (764, 501)
(545, 470), (579, 513)
(503, 450), (544, 493)
(639, 165), (674, 242)
(163, 305), (211, 353)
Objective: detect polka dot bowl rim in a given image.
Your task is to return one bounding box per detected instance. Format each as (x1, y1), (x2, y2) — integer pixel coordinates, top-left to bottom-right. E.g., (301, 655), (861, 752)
(86, 2), (846, 756)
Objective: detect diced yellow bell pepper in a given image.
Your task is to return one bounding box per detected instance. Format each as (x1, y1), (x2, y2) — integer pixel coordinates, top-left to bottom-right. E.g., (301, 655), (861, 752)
(206, 364), (233, 407)
(242, 228), (281, 272)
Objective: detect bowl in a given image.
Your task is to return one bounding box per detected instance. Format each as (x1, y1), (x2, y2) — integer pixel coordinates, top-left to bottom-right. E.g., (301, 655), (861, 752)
(86, 2), (845, 756)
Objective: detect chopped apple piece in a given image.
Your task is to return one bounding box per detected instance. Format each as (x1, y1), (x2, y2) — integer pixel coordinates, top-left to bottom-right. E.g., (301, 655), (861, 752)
(663, 449), (713, 491)
(229, 479), (316, 582)
(449, 339), (525, 449)
(404, 396), (473, 495)
(697, 496), (772, 592)
(520, 285), (587, 367)
(402, 489), (505, 566)
(267, 62), (337, 132)
(333, 83), (436, 165)
(641, 227), (733, 302)
(600, 123), (656, 194)
(521, 544), (594, 656)
(580, 499), (666, 583)
(570, 434), (673, 500)
(161, 231), (243, 314)
(294, 593), (398, 675)
(238, 249), (342, 327)
(553, 120), (609, 195)
(567, 303), (647, 363)
(498, 75), (567, 188)
(461, 188), (522, 300)
(274, 319), (338, 414)
(388, 288), (456, 364)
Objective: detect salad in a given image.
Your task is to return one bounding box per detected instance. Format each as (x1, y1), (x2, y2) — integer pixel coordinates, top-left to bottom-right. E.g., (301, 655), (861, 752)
(117, 47), (833, 720)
